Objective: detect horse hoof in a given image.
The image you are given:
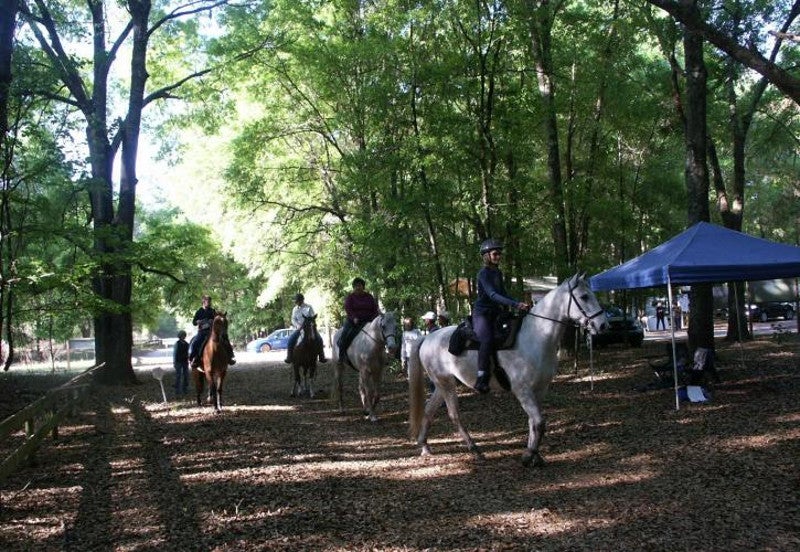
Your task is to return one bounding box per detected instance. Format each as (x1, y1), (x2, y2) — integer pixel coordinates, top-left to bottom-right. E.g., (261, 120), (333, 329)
(522, 451), (545, 468)
(420, 445), (432, 456)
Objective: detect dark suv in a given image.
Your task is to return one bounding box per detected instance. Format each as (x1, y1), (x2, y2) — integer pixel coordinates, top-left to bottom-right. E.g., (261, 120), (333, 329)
(591, 306), (645, 348)
(748, 302), (795, 322)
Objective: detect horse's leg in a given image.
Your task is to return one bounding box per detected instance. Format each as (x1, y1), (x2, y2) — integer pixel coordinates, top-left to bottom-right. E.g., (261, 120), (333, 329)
(416, 385), (444, 456)
(306, 364), (315, 398)
(291, 364), (299, 397)
(204, 369), (213, 405)
(358, 366), (380, 423)
(194, 370), (203, 406)
(333, 362), (345, 412)
(214, 371), (225, 412)
(515, 388), (546, 467)
(425, 380), (482, 458)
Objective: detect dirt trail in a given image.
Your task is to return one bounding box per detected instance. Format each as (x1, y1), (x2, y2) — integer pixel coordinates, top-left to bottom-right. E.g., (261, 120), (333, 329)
(1, 339), (799, 551)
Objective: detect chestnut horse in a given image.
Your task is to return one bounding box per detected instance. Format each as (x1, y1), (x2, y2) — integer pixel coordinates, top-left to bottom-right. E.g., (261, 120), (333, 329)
(291, 314), (320, 398)
(194, 312), (231, 412)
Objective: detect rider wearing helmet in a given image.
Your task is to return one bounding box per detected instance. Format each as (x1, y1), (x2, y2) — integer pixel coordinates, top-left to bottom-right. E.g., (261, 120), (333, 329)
(284, 292), (328, 364)
(473, 239), (529, 393)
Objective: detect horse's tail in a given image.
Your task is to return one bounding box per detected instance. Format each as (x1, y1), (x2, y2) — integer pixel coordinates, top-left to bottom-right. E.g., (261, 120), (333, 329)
(408, 336), (427, 440)
(331, 329), (343, 408)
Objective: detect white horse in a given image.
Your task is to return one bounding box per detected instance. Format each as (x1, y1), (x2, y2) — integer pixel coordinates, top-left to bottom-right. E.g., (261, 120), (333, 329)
(332, 312), (399, 422)
(408, 273), (607, 466)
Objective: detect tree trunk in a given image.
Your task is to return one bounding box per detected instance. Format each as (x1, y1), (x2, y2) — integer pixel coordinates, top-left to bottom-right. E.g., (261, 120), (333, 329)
(682, 17), (714, 351)
(523, 0), (569, 278)
(0, 0), (17, 369)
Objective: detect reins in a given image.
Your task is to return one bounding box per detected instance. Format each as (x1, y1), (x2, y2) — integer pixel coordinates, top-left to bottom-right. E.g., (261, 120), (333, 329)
(358, 314), (394, 346)
(525, 278), (605, 328)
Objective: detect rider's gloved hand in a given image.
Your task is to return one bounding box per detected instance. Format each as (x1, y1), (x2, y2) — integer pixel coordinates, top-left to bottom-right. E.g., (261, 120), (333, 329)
(517, 302), (531, 312)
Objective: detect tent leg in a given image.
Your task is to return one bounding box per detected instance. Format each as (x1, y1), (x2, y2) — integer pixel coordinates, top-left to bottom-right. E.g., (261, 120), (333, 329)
(668, 280), (679, 411)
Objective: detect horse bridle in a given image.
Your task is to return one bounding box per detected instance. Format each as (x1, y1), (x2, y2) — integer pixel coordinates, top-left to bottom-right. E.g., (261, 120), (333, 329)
(358, 314), (397, 348)
(527, 278), (604, 328)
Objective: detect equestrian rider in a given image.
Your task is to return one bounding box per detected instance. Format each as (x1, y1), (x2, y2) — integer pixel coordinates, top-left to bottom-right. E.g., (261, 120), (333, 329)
(284, 293), (328, 364)
(189, 295), (236, 369)
(473, 239), (529, 393)
(336, 277), (380, 365)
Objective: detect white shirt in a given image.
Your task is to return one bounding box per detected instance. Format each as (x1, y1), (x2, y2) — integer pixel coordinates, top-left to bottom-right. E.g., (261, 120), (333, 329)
(291, 303), (316, 330)
(401, 329), (422, 360)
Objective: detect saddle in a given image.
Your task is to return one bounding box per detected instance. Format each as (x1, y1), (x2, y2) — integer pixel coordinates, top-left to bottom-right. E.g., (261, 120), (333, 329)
(447, 313), (525, 392)
(447, 312), (524, 356)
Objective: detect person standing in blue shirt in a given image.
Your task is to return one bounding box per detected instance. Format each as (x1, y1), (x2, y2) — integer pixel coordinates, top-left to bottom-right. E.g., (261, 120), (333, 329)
(473, 239), (529, 393)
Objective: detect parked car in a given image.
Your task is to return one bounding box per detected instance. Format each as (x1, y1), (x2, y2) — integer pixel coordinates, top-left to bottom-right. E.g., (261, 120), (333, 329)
(591, 306), (644, 348)
(748, 302), (795, 322)
(246, 328), (293, 353)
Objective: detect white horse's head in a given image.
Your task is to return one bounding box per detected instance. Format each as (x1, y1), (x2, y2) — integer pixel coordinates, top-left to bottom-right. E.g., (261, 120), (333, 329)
(380, 311), (399, 356)
(567, 273), (607, 335)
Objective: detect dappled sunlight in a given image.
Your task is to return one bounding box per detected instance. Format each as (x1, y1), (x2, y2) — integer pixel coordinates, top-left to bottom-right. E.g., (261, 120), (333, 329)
(146, 403), (299, 420)
(470, 509), (601, 538)
(537, 464), (657, 492)
(714, 428), (800, 451)
(2, 335), (798, 550)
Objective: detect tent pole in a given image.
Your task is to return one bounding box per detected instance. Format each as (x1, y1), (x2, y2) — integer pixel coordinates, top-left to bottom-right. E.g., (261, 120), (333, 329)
(668, 278), (679, 411)
(734, 283), (746, 371)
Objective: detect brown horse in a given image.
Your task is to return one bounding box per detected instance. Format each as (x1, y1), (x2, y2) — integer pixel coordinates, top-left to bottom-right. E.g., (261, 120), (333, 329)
(291, 314), (319, 398)
(194, 312), (231, 411)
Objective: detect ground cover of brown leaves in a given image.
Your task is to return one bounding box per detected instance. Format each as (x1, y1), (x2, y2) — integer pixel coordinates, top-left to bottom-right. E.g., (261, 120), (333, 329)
(1, 336), (798, 551)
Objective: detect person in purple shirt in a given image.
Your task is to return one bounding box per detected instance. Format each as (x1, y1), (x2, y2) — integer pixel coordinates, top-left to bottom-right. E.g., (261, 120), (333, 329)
(337, 277), (380, 365)
(473, 239), (529, 393)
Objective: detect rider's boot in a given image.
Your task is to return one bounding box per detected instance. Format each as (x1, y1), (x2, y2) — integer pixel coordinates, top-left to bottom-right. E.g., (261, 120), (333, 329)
(318, 344), (328, 363)
(474, 370), (491, 394)
(284, 345), (294, 364)
(190, 356), (200, 369)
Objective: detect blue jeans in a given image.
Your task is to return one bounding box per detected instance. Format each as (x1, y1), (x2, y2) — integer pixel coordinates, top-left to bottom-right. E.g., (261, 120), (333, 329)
(174, 361), (189, 396)
(473, 311), (496, 376)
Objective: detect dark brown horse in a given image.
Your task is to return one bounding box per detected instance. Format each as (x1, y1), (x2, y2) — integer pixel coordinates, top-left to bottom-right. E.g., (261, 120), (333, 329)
(291, 314), (319, 398)
(194, 312), (231, 411)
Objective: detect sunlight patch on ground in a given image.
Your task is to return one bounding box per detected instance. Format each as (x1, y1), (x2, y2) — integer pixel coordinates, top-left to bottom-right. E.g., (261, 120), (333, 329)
(715, 428), (800, 451)
(536, 466), (656, 493)
(545, 441), (615, 465)
(567, 370), (627, 383)
(146, 403), (298, 419)
(469, 509), (590, 537)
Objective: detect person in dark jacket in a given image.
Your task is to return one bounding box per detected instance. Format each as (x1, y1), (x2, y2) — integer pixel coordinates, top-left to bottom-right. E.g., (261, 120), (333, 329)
(337, 277), (380, 365)
(173, 330), (189, 397)
(473, 239), (529, 393)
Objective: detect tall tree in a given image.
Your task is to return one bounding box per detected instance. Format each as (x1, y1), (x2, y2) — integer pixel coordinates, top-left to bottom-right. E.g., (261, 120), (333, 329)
(681, 3), (714, 350)
(18, 0), (222, 383)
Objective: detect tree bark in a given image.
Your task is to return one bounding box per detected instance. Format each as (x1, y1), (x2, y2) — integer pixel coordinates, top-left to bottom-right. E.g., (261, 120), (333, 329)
(682, 13), (714, 351)
(523, 0), (570, 278)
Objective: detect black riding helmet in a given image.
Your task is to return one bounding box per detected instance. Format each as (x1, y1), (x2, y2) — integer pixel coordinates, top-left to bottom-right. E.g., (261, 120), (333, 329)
(479, 238), (503, 256)
(295, 293), (304, 302)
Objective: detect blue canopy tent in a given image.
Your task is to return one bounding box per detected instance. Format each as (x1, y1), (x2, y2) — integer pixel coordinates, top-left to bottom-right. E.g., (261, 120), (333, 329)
(590, 221), (800, 408)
